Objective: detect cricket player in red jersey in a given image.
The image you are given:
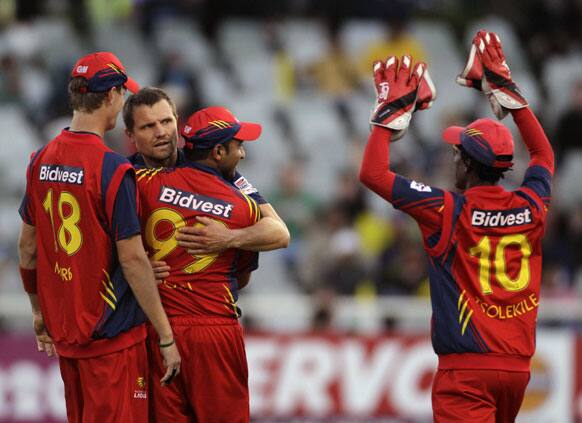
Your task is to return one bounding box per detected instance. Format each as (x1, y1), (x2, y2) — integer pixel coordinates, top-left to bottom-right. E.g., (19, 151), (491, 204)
(122, 87), (289, 263)
(17, 52), (181, 423)
(136, 106), (263, 422)
(359, 31), (554, 422)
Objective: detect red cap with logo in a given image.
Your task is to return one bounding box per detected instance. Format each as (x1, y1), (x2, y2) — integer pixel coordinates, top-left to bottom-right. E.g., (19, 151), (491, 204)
(443, 118), (514, 168)
(182, 106), (262, 150)
(70, 52), (140, 93)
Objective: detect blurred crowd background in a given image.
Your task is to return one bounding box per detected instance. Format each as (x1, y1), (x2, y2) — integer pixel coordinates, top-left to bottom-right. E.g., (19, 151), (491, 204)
(0, 0), (581, 333)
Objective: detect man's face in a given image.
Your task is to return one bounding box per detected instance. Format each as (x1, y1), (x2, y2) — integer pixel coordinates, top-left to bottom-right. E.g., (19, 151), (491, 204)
(218, 139), (246, 180)
(127, 100), (178, 167)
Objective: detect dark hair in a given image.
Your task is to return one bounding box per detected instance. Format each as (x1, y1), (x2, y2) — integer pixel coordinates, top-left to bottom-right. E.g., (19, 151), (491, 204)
(184, 139), (232, 162)
(459, 146), (510, 184)
(68, 77), (121, 112)
(123, 87), (177, 131)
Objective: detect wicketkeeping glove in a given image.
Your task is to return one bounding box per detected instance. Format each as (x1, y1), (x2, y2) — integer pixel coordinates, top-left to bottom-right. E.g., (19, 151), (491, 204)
(370, 55), (435, 141)
(457, 30), (527, 119)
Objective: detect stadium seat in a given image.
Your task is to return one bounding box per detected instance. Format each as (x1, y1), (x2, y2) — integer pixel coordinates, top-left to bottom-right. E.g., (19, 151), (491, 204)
(0, 106), (41, 194)
(153, 17), (211, 70)
(542, 52), (582, 122)
(218, 19), (269, 62)
(339, 19), (387, 59)
(410, 20), (473, 143)
(94, 23), (156, 86)
(279, 19), (330, 69)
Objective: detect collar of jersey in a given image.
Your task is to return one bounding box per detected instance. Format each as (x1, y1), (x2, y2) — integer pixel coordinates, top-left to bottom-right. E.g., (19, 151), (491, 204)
(180, 159), (226, 180)
(128, 149), (186, 168)
(62, 128), (103, 143)
(465, 185), (505, 194)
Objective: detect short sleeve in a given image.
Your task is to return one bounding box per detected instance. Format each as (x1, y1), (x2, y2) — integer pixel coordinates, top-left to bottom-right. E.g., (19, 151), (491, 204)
(521, 165), (552, 208)
(390, 175), (445, 231)
(102, 152), (141, 240)
(18, 149), (43, 225)
(237, 251), (259, 274)
(110, 172), (141, 240)
(231, 171), (267, 204)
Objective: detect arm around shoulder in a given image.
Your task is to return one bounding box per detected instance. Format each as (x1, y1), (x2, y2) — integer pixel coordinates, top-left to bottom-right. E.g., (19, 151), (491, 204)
(227, 203), (290, 251)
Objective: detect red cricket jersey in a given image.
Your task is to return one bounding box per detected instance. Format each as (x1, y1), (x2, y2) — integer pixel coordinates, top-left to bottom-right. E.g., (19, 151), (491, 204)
(136, 162), (260, 319)
(19, 130), (147, 358)
(360, 108), (554, 371)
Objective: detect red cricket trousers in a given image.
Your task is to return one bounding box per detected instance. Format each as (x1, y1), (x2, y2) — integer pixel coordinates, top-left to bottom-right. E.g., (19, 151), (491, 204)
(432, 369), (530, 423)
(148, 317), (249, 423)
(58, 340), (149, 423)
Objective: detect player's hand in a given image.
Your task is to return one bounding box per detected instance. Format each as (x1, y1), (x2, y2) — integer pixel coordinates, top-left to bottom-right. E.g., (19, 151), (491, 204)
(150, 260), (170, 284)
(370, 55), (434, 141)
(32, 311), (55, 357)
(159, 340), (181, 386)
(457, 30), (527, 119)
(176, 216), (233, 255)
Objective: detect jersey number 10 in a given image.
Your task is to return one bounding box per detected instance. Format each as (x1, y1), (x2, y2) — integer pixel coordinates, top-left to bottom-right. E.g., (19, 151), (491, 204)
(469, 234), (532, 294)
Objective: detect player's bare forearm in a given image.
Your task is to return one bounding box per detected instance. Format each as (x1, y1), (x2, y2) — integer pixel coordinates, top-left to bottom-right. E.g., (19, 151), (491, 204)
(176, 204), (290, 254)
(231, 203), (290, 251)
(359, 126), (396, 201)
(18, 223), (37, 269)
(117, 235), (174, 343)
(510, 107), (555, 174)
(18, 224), (53, 356)
(118, 238), (182, 385)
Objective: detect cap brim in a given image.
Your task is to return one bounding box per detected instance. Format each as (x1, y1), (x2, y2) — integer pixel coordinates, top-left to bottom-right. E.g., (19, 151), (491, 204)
(442, 126), (464, 145)
(235, 122), (262, 141)
(124, 77), (140, 94)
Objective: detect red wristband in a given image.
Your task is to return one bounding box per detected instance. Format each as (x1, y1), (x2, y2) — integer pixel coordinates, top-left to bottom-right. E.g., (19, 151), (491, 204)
(19, 267), (37, 294)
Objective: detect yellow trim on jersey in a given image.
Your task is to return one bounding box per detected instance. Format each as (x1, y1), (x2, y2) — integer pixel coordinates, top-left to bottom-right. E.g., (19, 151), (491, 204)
(147, 168), (162, 182)
(102, 281), (117, 302)
(457, 290), (466, 310)
(457, 290), (473, 335)
(240, 193), (254, 220)
(100, 292), (117, 310)
(240, 192), (260, 223)
(223, 284), (238, 317)
(459, 299), (469, 324)
(461, 310), (473, 335)
(137, 169), (153, 181)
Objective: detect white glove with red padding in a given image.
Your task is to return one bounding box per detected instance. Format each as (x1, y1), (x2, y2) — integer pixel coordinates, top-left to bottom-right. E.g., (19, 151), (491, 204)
(370, 55), (435, 141)
(457, 30), (527, 119)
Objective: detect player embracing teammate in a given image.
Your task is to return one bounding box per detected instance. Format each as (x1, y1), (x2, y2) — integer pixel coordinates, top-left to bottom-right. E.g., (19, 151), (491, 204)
(359, 31), (554, 421)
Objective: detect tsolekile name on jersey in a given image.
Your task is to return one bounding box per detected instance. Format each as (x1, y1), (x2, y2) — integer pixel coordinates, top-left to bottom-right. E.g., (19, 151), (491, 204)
(159, 186), (234, 218)
(471, 207), (532, 228)
(39, 164), (84, 184)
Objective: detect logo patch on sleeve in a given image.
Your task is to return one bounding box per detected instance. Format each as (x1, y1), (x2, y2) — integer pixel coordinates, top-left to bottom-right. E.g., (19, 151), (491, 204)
(234, 176), (258, 195)
(410, 180), (432, 192)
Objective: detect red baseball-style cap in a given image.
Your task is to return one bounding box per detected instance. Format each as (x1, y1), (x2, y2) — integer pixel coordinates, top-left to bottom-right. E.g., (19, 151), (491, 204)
(442, 118), (514, 168)
(182, 106), (262, 150)
(70, 52), (140, 93)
